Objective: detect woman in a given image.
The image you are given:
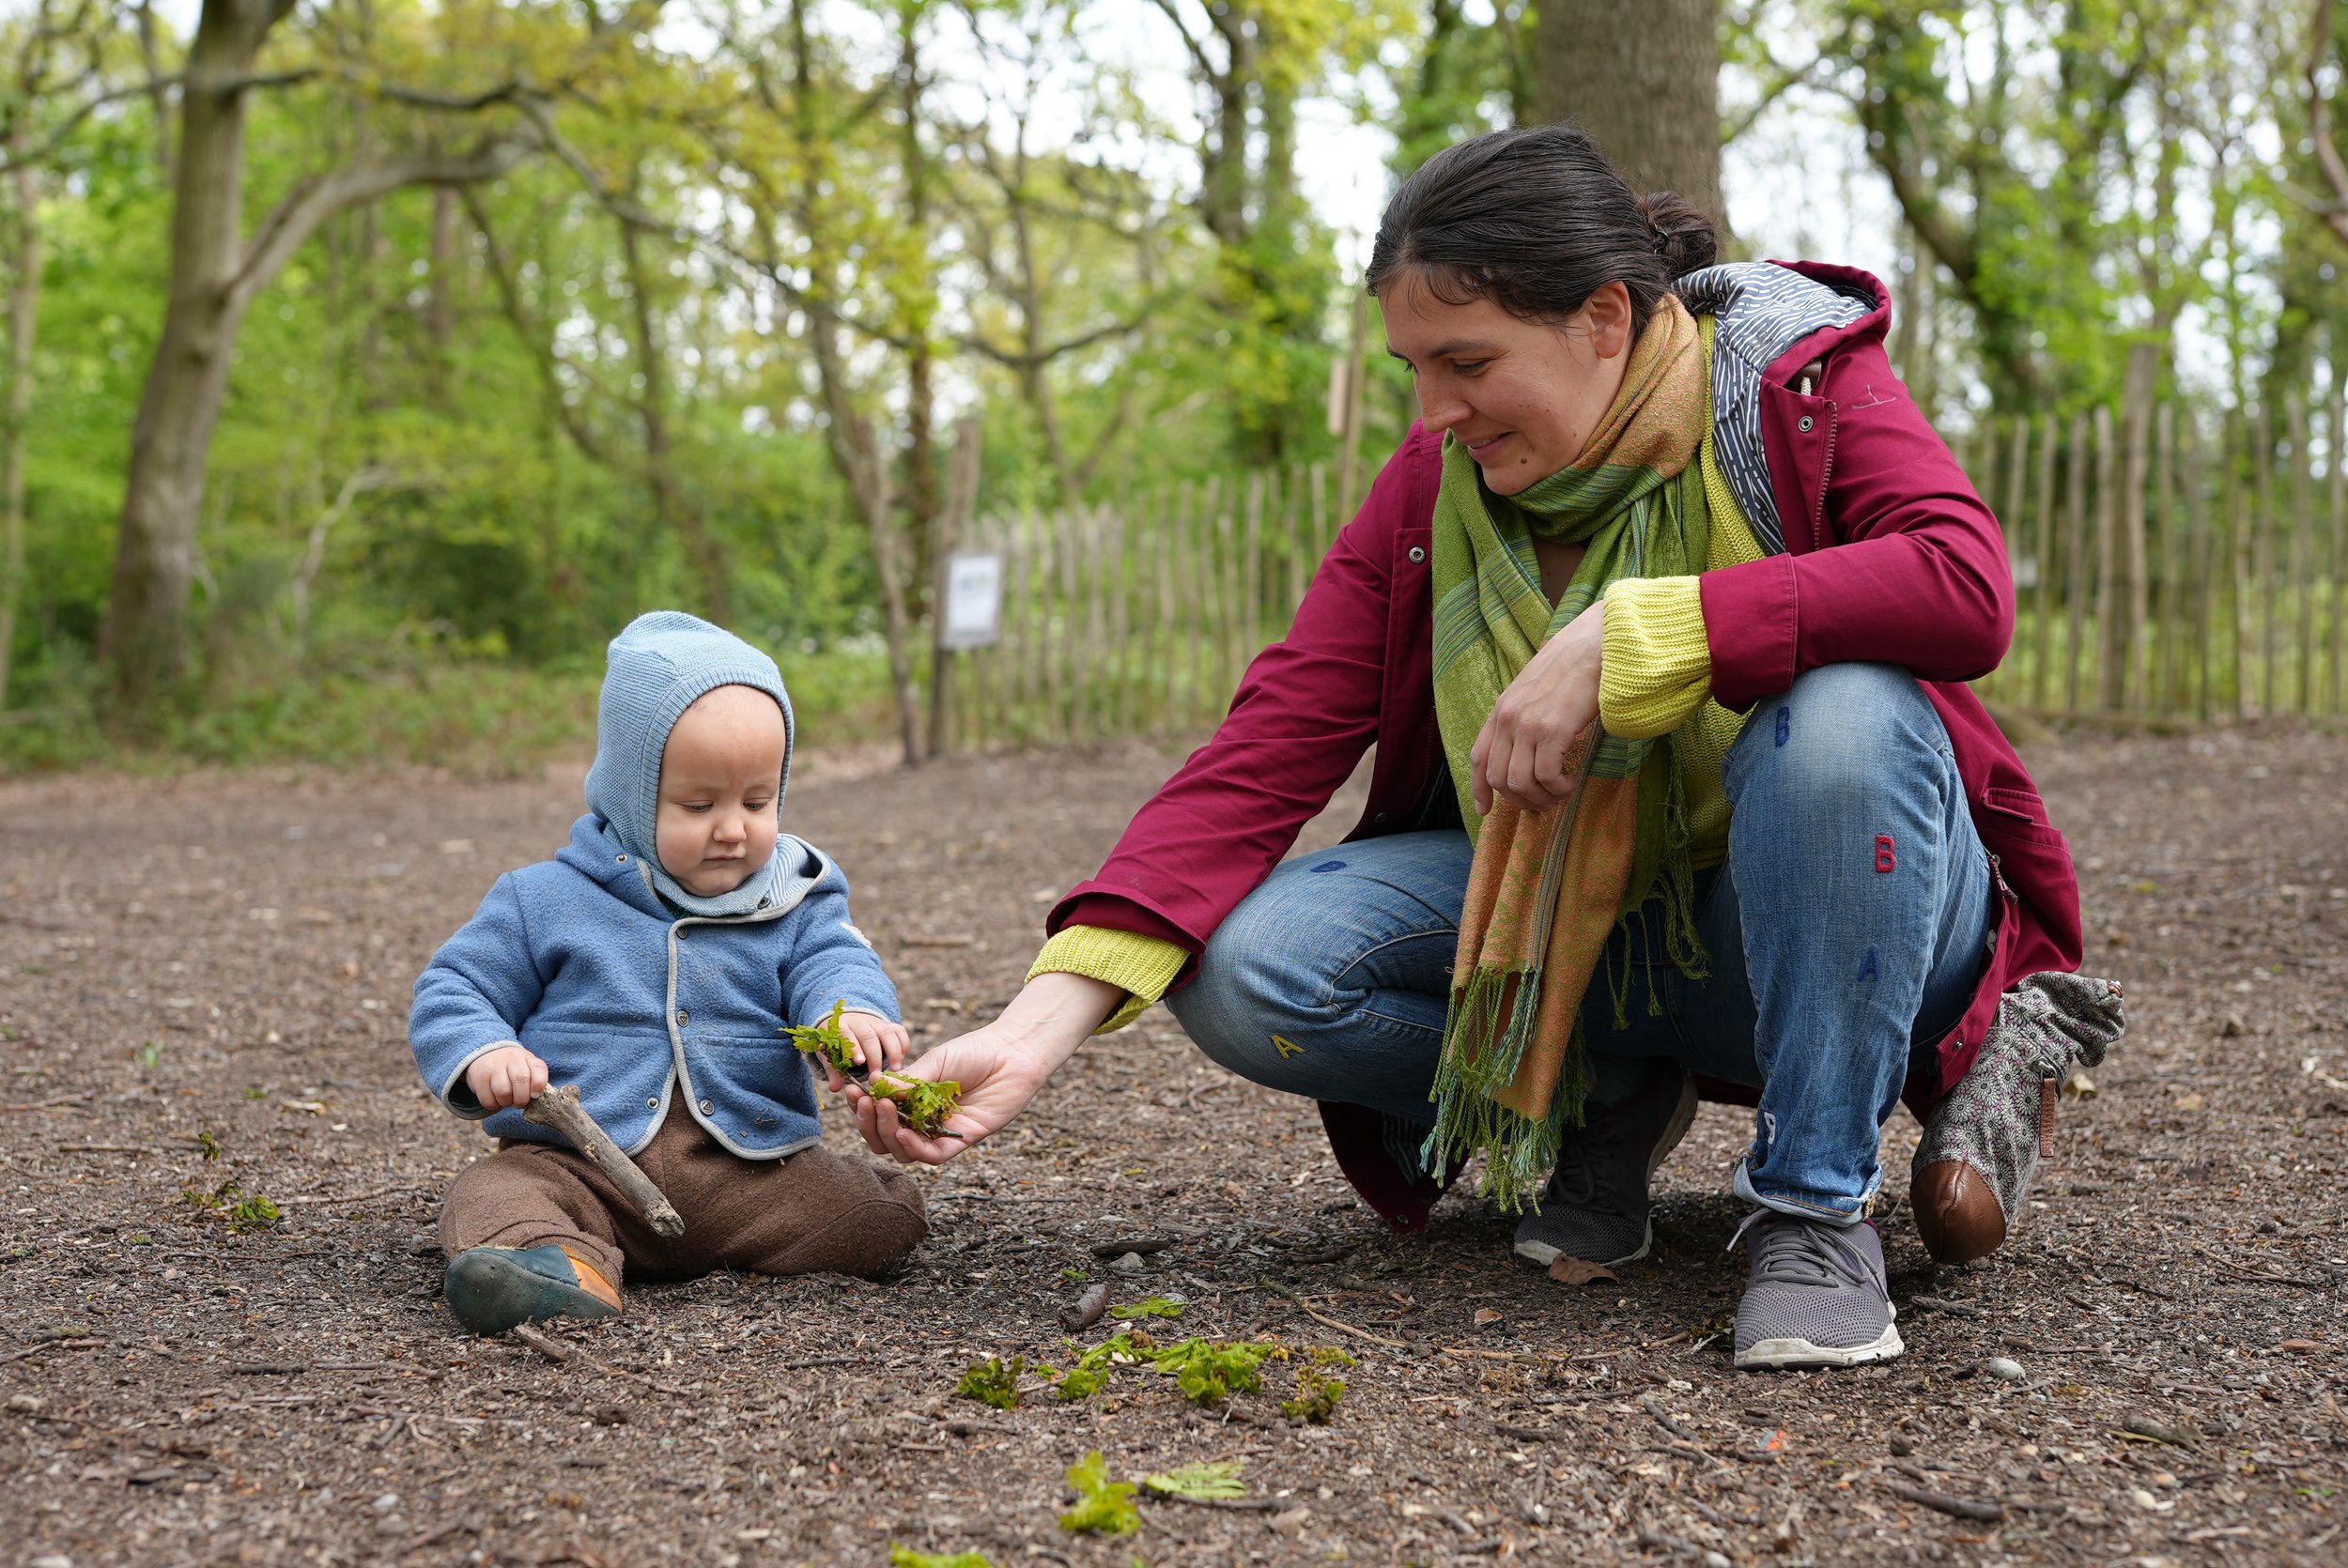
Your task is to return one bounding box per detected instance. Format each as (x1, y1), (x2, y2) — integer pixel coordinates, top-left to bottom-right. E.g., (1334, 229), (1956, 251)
(849, 126), (2084, 1372)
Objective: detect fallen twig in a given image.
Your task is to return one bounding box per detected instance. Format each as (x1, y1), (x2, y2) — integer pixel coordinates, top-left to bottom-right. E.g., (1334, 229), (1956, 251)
(509, 1324), (572, 1363)
(2121, 1413), (2198, 1448)
(1640, 1394), (1700, 1443)
(1908, 1295), (1988, 1319)
(1255, 1279), (1406, 1348)
(524, 1085), (684, 1237)
(1141, 1492), (1281, 1513)
(1883, 1479), (2004, 1523)
(279, 1185), (425, 1208)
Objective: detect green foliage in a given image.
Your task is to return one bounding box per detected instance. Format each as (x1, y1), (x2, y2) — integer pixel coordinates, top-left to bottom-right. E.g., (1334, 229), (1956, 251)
(180, 1179), (280, 1235)
(1058, 1451), (1140, 1536)
(785, 1000), (858, 1075)
(869, 1071), (962, 1137)
(955, 1354), (1025, 1410)
(1108, 1295), (1186, 1321)
(1149, 1338), (1286, 1407)
(1052, 1330), (1151, 1402)
(131, 1040), (162, 1069)
(195, 1130), (222, 1162)
(1140, 1459), (1247, 1500)
(888, 1548), (994, 1568)
(1281, 1364), (1348, 1423)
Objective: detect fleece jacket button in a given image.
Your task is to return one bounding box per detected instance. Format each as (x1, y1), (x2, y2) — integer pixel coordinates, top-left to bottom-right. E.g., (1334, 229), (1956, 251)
(1797, 415), (1815, 433)
(646, 1097), (658, 1109)
(676, 1009), (688, 1025)
(699, 1099), (715, 1114)
(1408, 546), (1426, 563)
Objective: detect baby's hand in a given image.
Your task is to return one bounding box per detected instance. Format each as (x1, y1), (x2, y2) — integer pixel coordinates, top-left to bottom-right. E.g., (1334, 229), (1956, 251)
(817, 1010), (908, 1092)
(465, 1045), (549, 1112)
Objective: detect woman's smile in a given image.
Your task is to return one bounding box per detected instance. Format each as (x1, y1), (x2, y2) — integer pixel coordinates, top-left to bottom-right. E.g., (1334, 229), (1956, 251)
(1462, 431), (1513, 459)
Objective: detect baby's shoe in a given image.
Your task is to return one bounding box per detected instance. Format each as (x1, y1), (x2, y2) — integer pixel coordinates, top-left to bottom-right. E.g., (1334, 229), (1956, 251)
(1911, 972), (2124, 1263)
(442, 1243), (622, 1335)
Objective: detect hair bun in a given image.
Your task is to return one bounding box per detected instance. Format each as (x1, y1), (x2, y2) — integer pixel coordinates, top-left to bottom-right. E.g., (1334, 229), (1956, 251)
(1636, 191), (1720, 276)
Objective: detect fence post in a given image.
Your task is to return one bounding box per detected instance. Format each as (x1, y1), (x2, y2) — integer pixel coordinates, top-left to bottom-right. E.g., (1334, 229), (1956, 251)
(2333, 390), (2346, 715)
(2184, 412), (2210, 720)
(2120, 378), (2152, 709)
(2254, 404), (2277, 717)
(2289, 394), (2317, 715)
(2154, 403), (2178, 714)
(2032, 412), (2058, 710)
(2062, 412), (2090, 712)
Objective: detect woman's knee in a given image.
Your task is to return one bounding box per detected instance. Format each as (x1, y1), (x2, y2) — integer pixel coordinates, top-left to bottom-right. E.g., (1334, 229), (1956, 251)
(1726, 662), (1950, 815)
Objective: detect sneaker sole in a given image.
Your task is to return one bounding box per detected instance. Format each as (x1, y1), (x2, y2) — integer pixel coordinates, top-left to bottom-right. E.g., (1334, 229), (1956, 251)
(1512, 1078), (1701, 1269)
(443, 1251), (620, 1337)
(1513, 1217), (1652, 1269)
(1734, 1320), (1905, 1370)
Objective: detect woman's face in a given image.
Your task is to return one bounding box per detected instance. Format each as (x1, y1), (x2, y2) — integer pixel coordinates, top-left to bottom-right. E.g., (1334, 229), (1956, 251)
(1379, 274), (1635, 496)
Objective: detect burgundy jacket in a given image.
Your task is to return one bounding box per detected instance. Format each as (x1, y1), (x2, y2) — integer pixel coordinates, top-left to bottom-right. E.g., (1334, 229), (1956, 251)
(1048, 263), (2083, 1231)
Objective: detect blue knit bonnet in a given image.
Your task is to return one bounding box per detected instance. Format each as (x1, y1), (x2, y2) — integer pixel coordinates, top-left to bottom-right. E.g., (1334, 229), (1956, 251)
(582, 611), (796, 916)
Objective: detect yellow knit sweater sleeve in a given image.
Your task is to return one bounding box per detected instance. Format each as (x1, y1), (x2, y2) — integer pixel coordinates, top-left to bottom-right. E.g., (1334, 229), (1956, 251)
(1599, 576), (1712, 740)
(1027, 925), (1191, 1035)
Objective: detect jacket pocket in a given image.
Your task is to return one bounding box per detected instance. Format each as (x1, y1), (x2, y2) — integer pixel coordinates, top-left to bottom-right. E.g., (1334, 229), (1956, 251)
(1978, 784), (2064, 850)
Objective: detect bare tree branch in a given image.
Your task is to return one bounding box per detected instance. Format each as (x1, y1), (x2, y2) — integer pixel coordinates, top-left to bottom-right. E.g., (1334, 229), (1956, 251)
(228, 134), (537, 315)
(2309, 0), (2348, 247)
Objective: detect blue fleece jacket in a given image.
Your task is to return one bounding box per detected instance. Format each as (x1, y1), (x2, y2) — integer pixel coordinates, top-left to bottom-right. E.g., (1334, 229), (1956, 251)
(408, 613), (897, 1158)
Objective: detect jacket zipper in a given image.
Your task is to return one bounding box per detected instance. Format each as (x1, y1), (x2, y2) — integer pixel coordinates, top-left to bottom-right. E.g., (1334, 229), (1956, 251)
(1809, 399), (1840, 539)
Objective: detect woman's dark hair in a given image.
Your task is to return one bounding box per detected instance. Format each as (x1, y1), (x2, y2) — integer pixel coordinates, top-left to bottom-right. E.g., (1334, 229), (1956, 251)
(1366, 125), (1719, 333)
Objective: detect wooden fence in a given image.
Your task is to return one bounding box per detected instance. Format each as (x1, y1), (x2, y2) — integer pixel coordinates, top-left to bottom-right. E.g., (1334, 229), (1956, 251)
(935, 393), (2348, 751)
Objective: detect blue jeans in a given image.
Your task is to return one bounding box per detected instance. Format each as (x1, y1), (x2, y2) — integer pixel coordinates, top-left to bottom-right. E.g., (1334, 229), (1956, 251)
(1166, 663), (1992, 1223)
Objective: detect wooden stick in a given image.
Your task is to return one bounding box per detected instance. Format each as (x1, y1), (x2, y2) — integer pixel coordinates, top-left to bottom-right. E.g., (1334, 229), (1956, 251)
(1255, 1278), (1407, 1348)
(523, 1084), (684, 1237)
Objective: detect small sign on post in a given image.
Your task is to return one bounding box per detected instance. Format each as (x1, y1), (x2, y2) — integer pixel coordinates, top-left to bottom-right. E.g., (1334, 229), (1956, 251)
(939, 551), (1004, 650)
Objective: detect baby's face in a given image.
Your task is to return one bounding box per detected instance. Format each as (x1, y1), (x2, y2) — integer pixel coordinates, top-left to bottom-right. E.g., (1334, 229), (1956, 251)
(654, 684), (788, 898)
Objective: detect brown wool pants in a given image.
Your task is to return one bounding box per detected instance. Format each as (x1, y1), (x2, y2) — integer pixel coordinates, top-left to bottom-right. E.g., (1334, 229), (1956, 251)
(439, 1107), (926, 1290)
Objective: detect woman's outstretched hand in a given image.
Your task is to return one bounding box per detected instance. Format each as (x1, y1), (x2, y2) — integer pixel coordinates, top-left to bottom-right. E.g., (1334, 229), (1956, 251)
(844, 971), (1122, 1165)
(1470, 599), (1605, 816)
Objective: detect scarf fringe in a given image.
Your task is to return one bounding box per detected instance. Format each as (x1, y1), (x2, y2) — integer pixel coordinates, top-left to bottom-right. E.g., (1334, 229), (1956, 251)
(1423, 967), (1586, 1214)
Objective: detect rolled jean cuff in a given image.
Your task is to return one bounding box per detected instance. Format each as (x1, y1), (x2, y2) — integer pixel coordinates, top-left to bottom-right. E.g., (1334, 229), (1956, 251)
(1732, 1160), (1877, 1227)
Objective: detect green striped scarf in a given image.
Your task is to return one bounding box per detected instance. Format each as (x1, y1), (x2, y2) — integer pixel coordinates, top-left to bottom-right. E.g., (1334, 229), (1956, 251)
(1424, 300), (1714, 1211)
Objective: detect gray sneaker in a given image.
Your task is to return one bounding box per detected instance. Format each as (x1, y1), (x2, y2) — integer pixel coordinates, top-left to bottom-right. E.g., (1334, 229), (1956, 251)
(1730, 1209), (1903, 1370)
(1513, 1067), (1698, 1268)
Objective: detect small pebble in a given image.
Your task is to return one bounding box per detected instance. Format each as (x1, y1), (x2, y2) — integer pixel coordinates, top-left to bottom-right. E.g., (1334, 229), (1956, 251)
(370, 1493), (398, 1514)
(1705, 1554), (1731, 1568)
(1888, 1435), (1913, 1456)
(30, 1557), (71, 1568)
(1108, 1252), (1145, 1275)
(1984, 1357), (2027, 1383)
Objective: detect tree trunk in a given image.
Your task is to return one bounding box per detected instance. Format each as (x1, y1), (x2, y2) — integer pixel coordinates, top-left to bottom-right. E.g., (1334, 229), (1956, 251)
(97, 0), (530, 704)
(0, 141), (38, 712)
(100, 0), (290, 703)
(791, 0), (920, 765)
(618, 207), (726, 621)
(1534, 0), (1721, 223)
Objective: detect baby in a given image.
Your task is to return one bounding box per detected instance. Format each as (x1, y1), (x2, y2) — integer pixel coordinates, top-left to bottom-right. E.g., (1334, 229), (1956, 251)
(409, 611), (925, 1335)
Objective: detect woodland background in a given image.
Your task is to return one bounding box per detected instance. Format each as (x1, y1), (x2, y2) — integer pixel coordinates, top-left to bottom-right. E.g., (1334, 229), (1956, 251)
(0, 0), (2343, 771)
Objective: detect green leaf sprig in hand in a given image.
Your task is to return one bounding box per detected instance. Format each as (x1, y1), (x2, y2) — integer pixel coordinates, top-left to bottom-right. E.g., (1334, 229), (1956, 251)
(784, 998), (860, 1077)
(868, 1069), (965, 1139)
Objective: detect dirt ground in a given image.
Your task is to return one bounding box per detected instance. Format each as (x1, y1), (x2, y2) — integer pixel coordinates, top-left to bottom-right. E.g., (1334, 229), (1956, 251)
(3, 722), (2346, 1568)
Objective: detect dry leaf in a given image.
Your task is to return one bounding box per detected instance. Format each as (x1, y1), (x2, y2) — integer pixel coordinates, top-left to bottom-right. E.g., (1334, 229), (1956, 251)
(1545, 1255), (1618, 1286)
(1474, 1307), (1503, 1326)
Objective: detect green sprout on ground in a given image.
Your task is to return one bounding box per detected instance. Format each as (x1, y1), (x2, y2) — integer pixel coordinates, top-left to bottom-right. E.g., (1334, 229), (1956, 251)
(1058, 1451), (1140, 1536)
(132, 1040), (163, 1070)
(1150, 1338), (1286, 1406)
(784, 999), (859, 1075)
(868, 1070), (963, 1137)
(1109, 1295), (1185, 1321)
(955, 1354), (1025, 1410)
(888, 1547), (995, 1568)
(1141, 1460), (1247, 1501)
(1279, 1345), (1354, 1422)
(1052, 1330), (1152, 1401)
(195, 1130), (222, 1161)
(180, 1179), (281, 1234)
